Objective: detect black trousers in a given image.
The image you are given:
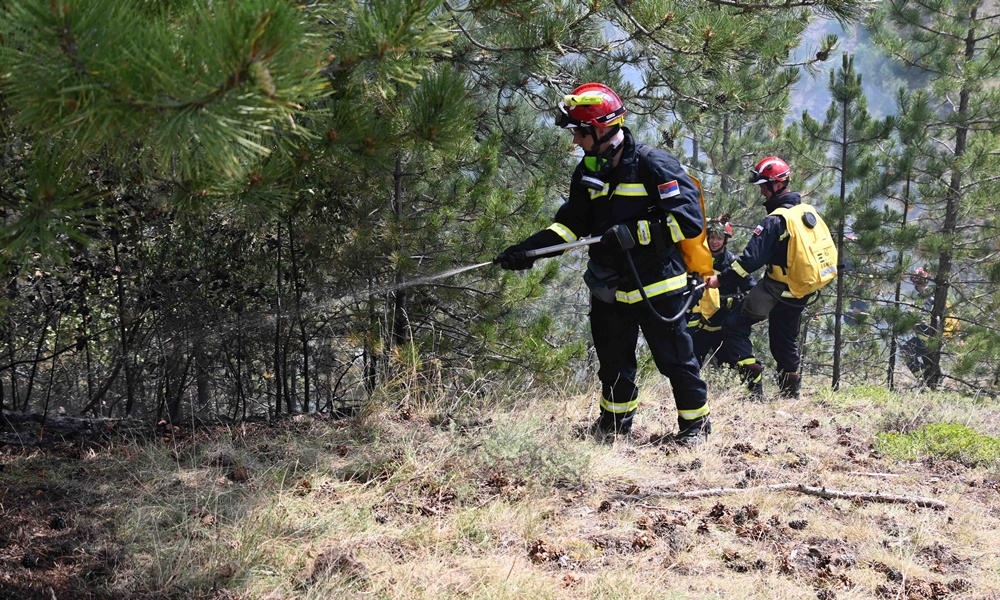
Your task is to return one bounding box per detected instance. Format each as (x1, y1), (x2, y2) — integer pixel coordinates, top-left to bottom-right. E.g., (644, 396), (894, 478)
(691, 327), (725, 367)
(717, 278), (807, 375)
(901, 336), (942, 389)
(590, 293), (709, 433)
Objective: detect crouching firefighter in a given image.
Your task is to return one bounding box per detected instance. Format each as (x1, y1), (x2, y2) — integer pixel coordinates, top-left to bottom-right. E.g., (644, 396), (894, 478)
(687, 217), (756, 368)
(494, 83), (716, 446)
(706, 156), (837, 400)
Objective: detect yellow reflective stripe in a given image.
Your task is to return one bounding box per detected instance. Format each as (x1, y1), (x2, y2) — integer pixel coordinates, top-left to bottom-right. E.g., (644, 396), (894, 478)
(589, 183), (610, 199)
(687, 319), (702, 328)
(600, 395), (638, 414)
(665, 215), (685, 242)
(701, 324), (722, 332)
(637, 221), (651, 245)
(615, 183), (647, 197)
(679, 405), (711, 421)
(615, 273), (688, 303)
(732, 261), (750, 278)
(780, 289), (796, 298)
(779, 231), (790, 240)
(737, 357), (757, 366)
(547, 223), (577, 243)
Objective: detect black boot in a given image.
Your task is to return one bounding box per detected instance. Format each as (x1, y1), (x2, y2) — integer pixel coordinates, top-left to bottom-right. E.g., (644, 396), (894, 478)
(675, 416), (711, 447)
(588, 408), (634, 441)
(738, 361), (765, 401)
(778, 372), (801, 399)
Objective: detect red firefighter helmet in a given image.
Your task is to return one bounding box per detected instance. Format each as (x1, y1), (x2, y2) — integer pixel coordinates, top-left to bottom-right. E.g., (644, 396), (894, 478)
(749, 156), (791, 185)
(556, 83), (626, 129)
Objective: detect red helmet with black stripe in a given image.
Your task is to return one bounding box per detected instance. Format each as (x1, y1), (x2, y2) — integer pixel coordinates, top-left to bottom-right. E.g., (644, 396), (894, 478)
(555, 83), (626, 129)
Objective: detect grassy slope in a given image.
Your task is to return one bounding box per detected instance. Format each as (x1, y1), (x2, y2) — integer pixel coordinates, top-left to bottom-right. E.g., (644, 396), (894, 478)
(2, 373), (999, 599)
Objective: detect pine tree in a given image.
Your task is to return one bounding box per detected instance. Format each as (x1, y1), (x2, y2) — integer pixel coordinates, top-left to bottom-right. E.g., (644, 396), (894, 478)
(798, 53), (893, 388)
(869, 0), (1000, 391)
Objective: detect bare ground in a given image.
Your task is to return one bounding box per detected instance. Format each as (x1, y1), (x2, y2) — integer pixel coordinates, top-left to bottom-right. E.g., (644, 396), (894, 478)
(2, 381), (1000, 599)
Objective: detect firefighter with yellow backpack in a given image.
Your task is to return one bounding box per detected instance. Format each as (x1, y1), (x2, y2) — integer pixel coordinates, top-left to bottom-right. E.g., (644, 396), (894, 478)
(705, 157), (837, 400)
(494, 83), (716, 445)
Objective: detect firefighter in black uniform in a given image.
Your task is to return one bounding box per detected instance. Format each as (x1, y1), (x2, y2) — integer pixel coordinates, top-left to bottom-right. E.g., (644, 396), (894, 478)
(494, 83), (711, 445)
(705, 156), (807, 400)
(688, 217), (755, 367)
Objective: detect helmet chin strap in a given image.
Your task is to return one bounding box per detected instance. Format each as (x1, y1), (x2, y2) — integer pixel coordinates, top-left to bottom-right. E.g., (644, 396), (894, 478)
(583, 126), (624, 172)
(578, 126), (624, 191)
(765, 181), (788, 196)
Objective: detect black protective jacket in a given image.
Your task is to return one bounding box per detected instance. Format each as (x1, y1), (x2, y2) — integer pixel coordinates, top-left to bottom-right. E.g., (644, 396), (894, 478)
(519, 128), (704, 303)
(717, 191), (801, 291)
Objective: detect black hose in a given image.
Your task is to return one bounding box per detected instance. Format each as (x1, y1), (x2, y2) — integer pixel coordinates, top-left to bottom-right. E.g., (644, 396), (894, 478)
(621, 246), (703, 324)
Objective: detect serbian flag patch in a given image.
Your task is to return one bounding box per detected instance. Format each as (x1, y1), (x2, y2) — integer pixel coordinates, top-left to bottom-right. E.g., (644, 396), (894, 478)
(753, 225), (763, 235)
(658, 180), (680, 199)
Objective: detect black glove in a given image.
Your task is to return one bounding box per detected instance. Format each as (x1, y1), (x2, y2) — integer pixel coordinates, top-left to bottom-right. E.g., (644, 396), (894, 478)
(686, 276), (705, 305)
(601, 222), (637, 250)
(493, 244), (535, 271)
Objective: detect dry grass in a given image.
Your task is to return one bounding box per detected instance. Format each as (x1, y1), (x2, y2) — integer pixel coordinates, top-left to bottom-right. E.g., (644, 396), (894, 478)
(2, 372), (1000, 599)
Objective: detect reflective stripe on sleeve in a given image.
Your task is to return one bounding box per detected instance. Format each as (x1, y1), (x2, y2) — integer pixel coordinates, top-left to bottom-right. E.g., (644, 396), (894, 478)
(615, 273), (688, 303)
(547, 223), (578, 243)
(600, 395), (639, 414)
(732, 261), (750, 278)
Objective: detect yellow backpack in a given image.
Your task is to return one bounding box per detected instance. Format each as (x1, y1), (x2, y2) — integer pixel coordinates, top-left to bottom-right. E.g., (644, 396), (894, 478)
(681, 172), (719, 319)
(769, 203), (838, 298)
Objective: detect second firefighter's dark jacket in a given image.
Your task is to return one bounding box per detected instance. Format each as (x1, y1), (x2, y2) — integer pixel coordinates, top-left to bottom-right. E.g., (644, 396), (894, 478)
(519, 128), (704, 303)
(717, 191), (801, 296)
(691, 248), (756, 330)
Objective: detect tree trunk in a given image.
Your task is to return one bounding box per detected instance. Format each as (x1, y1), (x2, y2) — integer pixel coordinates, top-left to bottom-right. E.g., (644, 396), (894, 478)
(273, 225), (283, 416)
(391, 153), (408, 350)
(112, 238), (137, 416)
(831, 91), (851, 389)
(888, 177), (911, 391)
(929, 19), (975, 390)
(287, 218), (311, 413)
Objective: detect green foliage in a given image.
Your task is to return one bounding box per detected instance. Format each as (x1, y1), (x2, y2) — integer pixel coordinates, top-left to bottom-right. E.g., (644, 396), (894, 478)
(796, 52), (894, 388)
(877, 423), (1000, 467)
(1, 0), (328, 184)
(479, 422), (589, 490)
(0, 0), (890, 419)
